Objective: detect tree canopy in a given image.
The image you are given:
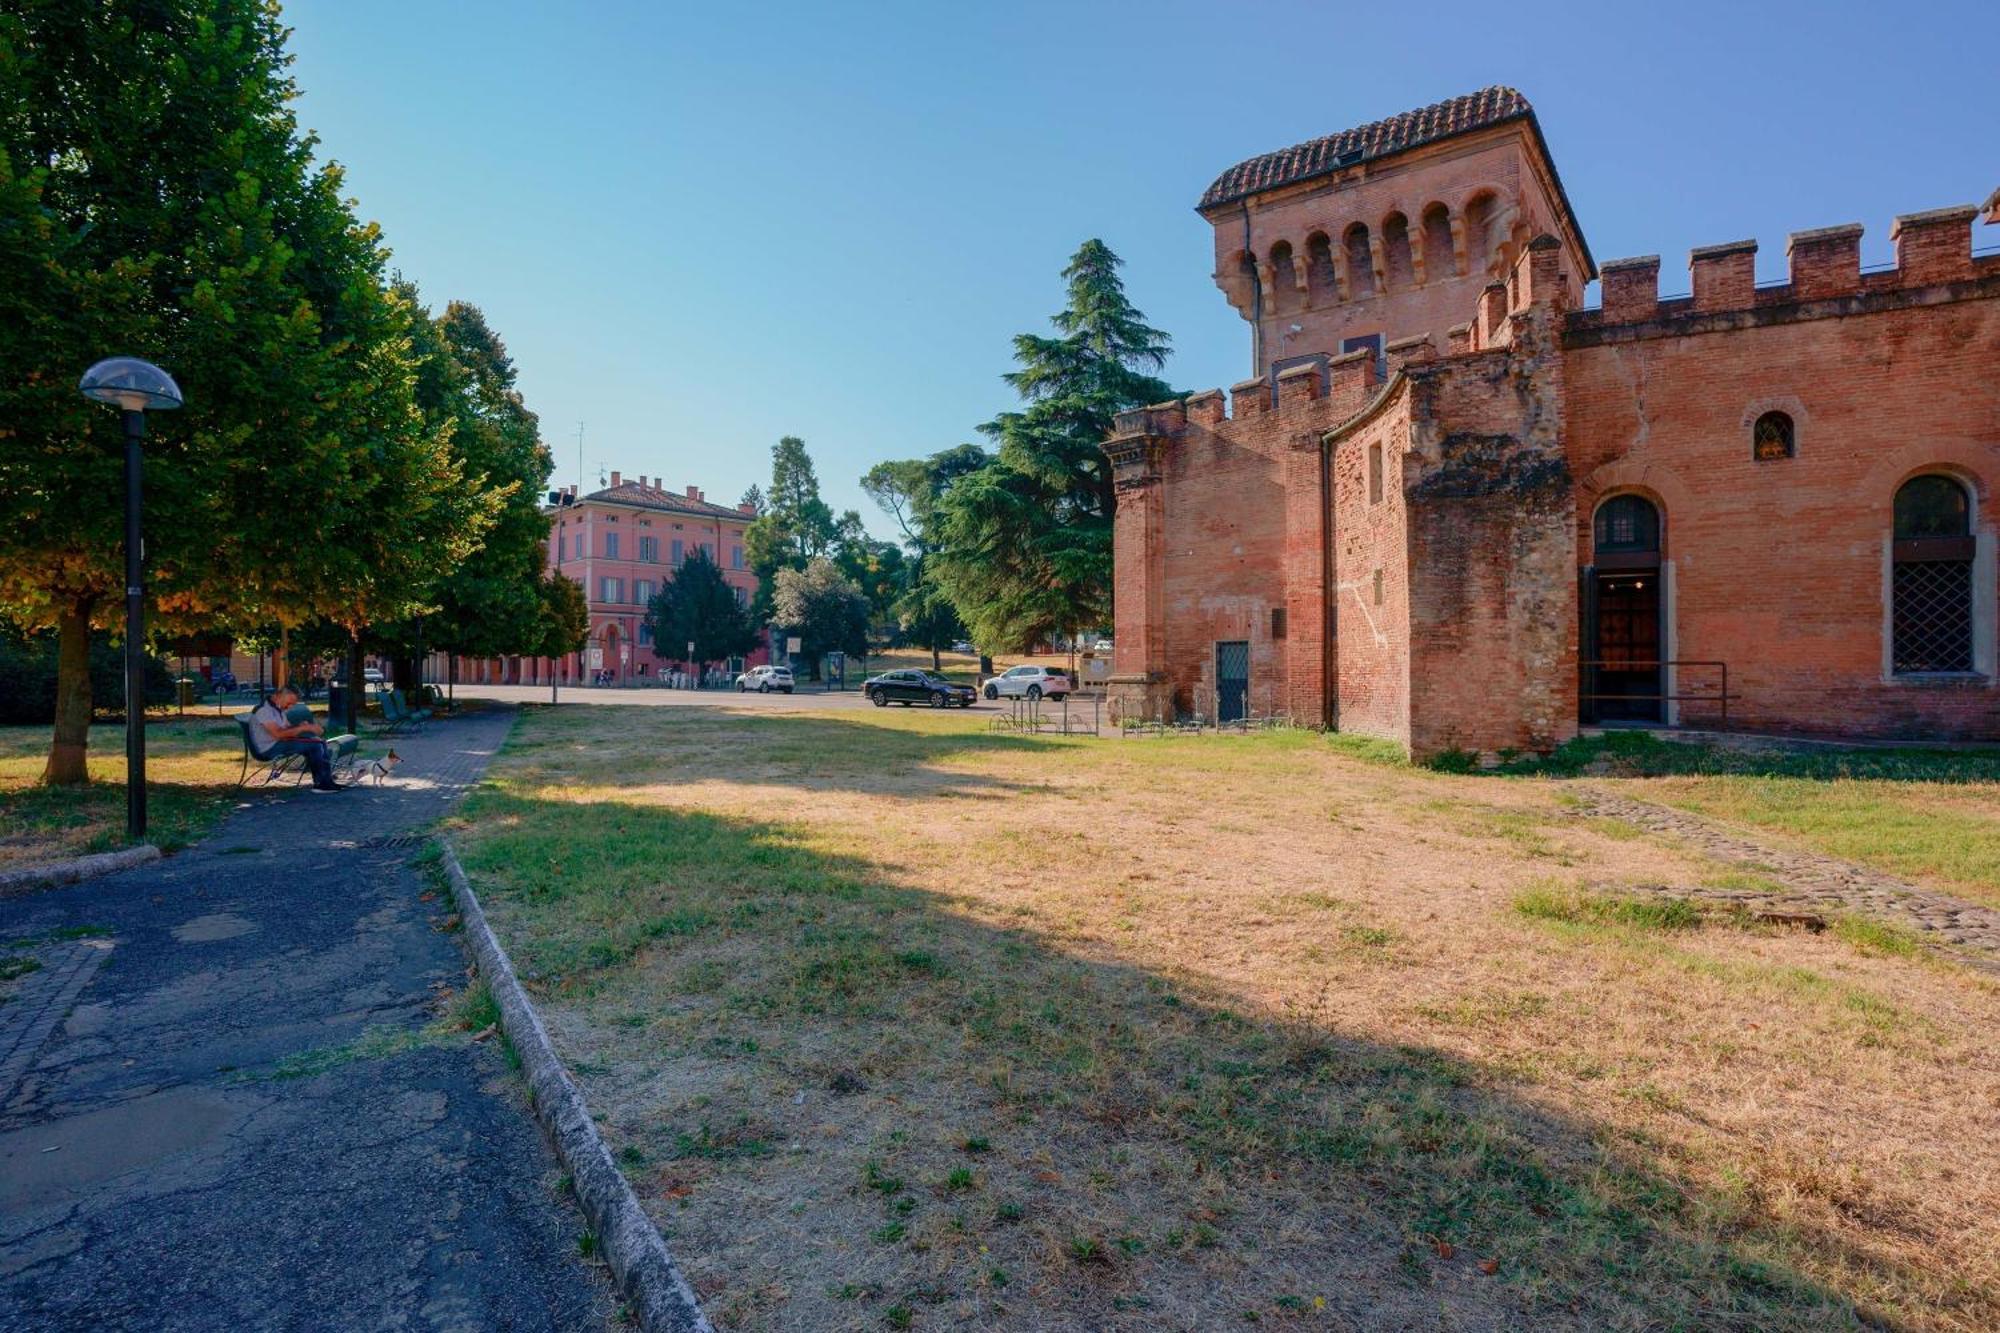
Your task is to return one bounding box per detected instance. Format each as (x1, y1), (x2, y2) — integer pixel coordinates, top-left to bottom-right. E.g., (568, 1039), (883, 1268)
(373, 292), (552, 668)
(925, 240), (1173, 650)
(769, 557), (869, 677)
(743, 435), (836, 623)
(643, 549), (758, 670)
(0, 0), (496, 779)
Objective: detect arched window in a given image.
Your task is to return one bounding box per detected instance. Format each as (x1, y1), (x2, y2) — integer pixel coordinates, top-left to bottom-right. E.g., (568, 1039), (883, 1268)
(1464, 192), (1499, 277)
(1593, 494), (1660, 557)
(1344, 223), (1375, 299)
(1305, 231), (1336, 304)
(1381, 212), (1415, 290)
(1892, 475), (1975, 674)
(1268, 240), (1295, 313)
(1753, 411), (1795, 461)
(1421, 203), (1455, 281)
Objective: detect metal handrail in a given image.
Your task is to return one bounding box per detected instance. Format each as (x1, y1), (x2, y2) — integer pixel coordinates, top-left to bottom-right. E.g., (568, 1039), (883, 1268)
(1580, 658), (1731, 726)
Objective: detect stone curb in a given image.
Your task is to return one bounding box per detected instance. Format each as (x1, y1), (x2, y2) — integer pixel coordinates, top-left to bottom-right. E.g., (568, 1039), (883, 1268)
(436, 839), (712, 1333)
(0, 844), (162, 897)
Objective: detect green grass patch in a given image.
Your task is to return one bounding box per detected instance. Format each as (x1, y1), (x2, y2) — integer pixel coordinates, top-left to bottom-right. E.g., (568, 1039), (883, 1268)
(1514, 883), (1704, 932)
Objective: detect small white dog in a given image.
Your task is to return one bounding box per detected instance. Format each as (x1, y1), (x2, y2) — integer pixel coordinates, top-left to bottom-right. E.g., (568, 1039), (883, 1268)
(365, 749), (402, 785)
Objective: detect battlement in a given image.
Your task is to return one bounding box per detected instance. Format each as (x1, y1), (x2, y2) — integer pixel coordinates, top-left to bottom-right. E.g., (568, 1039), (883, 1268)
(1578, 195), (1998, 331)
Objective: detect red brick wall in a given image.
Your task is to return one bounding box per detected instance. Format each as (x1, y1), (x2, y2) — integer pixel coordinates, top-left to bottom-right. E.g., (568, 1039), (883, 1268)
(1330, 399), (1413, 744)
(1565, 266), (2000, 740)
(1152, 390), (1339, 720)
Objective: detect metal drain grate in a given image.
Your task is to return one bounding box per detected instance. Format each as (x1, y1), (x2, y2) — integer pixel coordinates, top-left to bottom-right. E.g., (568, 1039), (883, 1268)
(360, 833), (428, 851)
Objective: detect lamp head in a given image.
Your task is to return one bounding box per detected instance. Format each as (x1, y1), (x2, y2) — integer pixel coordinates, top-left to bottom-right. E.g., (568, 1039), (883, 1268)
(79, 357), (183, 412)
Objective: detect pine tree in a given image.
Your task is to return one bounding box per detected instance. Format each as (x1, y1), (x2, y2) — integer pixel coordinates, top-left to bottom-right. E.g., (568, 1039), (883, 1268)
(928, 240), (1173, 650)
(643, 550), (757, 676)
(743, 436), (836, 623)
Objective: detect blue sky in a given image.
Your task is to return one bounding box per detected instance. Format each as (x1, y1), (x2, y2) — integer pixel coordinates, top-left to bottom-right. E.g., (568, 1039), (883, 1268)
(287, 0), (1997, 536)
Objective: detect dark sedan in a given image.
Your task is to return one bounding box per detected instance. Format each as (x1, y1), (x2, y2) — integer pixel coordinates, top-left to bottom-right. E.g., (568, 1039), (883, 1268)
(865, 670), (977, 708)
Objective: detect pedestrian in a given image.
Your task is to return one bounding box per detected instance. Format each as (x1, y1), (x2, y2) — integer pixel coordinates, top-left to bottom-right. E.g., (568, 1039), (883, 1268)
(251, 684), (345, 793)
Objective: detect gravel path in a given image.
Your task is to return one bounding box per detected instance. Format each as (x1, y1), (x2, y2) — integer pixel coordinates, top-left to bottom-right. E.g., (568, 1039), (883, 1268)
(1571, 787), (2000, 971)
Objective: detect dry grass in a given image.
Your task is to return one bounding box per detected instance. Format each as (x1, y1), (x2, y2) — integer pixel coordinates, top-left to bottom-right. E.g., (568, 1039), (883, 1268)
(0, 716), (248, 867)
(452, 705), (2000, 1331)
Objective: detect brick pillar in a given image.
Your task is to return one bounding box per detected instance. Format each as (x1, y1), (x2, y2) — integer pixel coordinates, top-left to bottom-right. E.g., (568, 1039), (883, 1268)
(1104, 407), (1179, 723)
(1284, 438), (1332, 726)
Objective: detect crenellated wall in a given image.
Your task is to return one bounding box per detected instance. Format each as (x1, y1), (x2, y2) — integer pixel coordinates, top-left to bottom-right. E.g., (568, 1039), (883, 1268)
(1566, 203), (2000, 740)
(1112, 82), (1999, 754)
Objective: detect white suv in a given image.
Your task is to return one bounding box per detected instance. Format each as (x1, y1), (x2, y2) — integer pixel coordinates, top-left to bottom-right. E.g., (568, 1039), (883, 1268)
(981, 665), (1073, 702)
(736, 665), (794, 694)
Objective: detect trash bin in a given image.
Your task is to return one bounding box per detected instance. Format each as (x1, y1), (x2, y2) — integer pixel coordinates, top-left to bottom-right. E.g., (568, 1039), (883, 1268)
(175, 677), (196, 708)
(328, 682), (347, 722)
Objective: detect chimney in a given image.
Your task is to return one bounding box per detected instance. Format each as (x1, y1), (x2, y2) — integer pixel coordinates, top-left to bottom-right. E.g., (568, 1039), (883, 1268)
(686, 485), (699, 500)
(610, 470), (622, 487)
(739, 502), (756, 516)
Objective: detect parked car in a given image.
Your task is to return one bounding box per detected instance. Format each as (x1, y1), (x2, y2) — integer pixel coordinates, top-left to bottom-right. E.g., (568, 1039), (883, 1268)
(951, 640), (973, 654)
(736, 665), (795, 694)
(1092, 637), (1114, 652)
(363, 667), (384, 686)
(981, 665), (1073, 701)
(866, 670), (976, 708)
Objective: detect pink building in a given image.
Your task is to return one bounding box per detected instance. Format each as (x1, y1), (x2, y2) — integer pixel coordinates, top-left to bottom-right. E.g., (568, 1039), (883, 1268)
(453, 471), (767, 687)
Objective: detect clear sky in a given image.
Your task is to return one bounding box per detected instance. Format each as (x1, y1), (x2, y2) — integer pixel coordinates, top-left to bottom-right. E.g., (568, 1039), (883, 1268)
(286, 0), (1998, 536)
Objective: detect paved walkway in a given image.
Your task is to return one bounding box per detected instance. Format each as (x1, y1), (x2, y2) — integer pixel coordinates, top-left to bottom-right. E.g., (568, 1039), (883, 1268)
(0, 710), (614, 1331)
(1572, 787), (2000, 972)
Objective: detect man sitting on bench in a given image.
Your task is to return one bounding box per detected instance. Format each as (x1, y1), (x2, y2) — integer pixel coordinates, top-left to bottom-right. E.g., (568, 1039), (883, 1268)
(252, 685), (345, 793)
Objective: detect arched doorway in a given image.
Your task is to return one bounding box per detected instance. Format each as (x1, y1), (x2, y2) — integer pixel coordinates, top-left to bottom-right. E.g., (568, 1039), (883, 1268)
(602, 623), (622, 685)
(1584, 495), (1663, 723)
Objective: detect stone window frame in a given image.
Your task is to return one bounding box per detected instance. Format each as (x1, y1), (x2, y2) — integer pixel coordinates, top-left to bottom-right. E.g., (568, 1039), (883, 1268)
(1888, 470), (1983, 679)
(1740, 395), (1808, 464)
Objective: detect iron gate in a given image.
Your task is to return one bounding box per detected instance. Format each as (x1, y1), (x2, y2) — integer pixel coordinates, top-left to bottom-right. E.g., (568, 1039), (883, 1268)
(1215, 641), (1249, 724)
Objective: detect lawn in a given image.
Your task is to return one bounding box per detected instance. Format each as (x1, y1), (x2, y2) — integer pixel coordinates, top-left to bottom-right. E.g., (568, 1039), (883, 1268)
(1504, 732), (2000, 906)
(0, 717), (249, 868)
(451, 706), (2000, 1331)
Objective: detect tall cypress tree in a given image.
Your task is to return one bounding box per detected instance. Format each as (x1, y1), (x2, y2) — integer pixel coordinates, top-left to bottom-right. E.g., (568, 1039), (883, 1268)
(929, 239), (1173, 650)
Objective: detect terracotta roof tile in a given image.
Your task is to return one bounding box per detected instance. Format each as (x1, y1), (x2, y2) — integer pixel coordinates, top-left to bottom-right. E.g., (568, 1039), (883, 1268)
(577, 481), (750, 521)
(1199, 87), (1533, 210)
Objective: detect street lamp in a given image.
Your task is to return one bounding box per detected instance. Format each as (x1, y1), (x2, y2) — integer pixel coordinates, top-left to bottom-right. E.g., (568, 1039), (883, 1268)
(78, 357), (182, 842)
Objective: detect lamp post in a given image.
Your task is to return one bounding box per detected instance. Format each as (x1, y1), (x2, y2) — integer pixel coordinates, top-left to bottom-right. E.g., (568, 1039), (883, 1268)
(78, 357), (183, 842)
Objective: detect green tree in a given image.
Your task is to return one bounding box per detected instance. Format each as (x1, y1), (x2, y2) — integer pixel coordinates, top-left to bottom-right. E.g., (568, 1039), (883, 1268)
(769, 558), (868, 681)
(531, 562), (589, 674)
(0, 0), (491, 781)
(373, 291), (552, 685)
(643, 549), (757, 679)
(743, 436), (835, 622)
(862, 444), (985, 668)
(928, 240), (1172, 651)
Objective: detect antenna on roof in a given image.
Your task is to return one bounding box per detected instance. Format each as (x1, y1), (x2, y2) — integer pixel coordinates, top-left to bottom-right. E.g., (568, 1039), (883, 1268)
(574, 421), (585, 494)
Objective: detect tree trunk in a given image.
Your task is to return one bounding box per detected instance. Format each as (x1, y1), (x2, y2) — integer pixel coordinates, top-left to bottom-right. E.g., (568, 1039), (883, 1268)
(979, 654), (994, 677)
(45, 598), (95, 785)
(344, 636), (365, 734)
(931, 643), (941, 672)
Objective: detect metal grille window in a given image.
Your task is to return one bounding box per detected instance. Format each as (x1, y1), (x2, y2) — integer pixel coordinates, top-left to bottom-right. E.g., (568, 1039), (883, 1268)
(1752, 411), (1794, 461)
(1593, 495), (1659, 554)
(1892, 475), (1975, 675)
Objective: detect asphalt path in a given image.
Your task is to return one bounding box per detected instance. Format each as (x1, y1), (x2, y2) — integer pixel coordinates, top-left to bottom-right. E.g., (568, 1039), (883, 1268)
(0, 709), (615, 1332)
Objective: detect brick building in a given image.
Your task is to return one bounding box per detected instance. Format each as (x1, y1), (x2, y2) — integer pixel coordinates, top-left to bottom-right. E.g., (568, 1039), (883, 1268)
(451, 472), (767, 687)
(1106, 87), (2000, 757)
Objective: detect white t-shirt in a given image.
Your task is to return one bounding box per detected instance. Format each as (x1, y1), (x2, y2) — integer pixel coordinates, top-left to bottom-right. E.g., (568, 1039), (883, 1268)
(251, 701), (289, 751)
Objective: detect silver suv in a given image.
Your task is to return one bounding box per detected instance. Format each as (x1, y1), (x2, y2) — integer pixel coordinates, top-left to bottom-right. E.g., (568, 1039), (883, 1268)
(981, 665), (1073, 701)
(735, 665), (795, 694)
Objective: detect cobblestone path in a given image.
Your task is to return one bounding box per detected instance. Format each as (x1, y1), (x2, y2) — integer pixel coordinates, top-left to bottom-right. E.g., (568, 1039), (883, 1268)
(1570, 787), (2000, 972)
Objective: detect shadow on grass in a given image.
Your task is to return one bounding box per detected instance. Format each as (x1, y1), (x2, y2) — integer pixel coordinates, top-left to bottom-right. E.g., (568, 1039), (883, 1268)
(489, 704), (1065, 801)
(453, 787), (1912, 1331)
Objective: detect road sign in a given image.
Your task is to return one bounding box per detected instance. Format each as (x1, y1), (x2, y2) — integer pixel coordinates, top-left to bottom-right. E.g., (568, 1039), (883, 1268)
(786, 636), (802, 654)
